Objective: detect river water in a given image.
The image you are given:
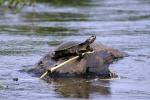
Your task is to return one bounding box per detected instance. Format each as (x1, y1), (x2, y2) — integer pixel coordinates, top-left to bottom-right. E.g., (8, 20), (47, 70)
(0, 0), (150, 100)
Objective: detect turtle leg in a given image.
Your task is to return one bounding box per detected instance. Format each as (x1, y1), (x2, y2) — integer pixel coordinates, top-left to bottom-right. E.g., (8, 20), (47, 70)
(75, 49), (83, 58)
(109, 69), (118, 78)
(86, 46), (93, 51)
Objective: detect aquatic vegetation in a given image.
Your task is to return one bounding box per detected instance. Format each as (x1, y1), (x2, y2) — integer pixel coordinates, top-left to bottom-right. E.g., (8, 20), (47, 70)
(0, 0), (35, 8)
(0, 0), (90, 8)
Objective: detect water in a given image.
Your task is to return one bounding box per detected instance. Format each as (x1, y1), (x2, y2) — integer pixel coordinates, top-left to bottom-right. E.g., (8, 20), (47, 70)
(0, 0), (150, 99)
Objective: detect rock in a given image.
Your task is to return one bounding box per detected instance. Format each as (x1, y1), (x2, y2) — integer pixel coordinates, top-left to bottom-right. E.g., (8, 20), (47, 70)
(13, 78), (19, 81)
(28, 43), (127, 79)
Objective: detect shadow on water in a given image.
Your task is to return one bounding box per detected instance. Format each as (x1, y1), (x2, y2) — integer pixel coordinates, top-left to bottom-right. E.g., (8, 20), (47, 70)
(46, 78), (111, 98)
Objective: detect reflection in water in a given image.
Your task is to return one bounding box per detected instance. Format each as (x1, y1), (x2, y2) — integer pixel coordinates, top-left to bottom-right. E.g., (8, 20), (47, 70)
(36, 0), (91, 6)
(47, 40), (62, 46)
(0, 25), (78, 35)
(46, 78), (110, 98)
(22, 12), (87, 21)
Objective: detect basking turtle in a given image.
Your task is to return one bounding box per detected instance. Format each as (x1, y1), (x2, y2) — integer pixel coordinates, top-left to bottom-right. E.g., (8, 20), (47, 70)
(53, 35), (96, 59)
(27, 43), (127, 78)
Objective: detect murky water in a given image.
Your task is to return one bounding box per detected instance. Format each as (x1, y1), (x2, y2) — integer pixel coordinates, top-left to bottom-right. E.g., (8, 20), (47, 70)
(0, 0), (150, 99)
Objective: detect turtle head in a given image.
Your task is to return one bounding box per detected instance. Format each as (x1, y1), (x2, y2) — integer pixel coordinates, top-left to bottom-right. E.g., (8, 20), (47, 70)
(85, 35), (96, 44)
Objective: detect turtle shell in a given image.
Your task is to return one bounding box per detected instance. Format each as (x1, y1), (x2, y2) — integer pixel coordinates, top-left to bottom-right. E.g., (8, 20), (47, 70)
(55, 41), (81, 52)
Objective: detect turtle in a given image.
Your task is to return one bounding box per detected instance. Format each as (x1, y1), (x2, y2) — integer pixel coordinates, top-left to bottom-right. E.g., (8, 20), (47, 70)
(52, 35), (96, 59)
